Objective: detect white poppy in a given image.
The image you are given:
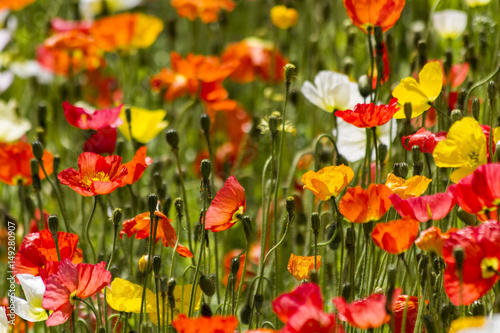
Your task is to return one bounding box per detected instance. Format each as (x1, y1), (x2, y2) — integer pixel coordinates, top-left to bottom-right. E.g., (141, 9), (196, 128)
(0, 99), (31, 142)
(465, 0), (491, 7)
(0, 71), (13, 94)
(9, 60), (54, 84)
(0, 307), (9, 333)
(432, 10), (467, 39)
(11, 274), (48, 322)
(79, 0), (142, 19)
(301, 70), (363, 113)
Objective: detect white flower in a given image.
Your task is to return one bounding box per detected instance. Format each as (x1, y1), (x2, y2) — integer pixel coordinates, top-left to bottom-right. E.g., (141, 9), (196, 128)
(12, 274), (48, 322)
(0, 71), (13, 94)
(79, 0), (142, 19)
(0, 99), (31, 142)
(301, 70), (363, 113)
(0, 29), (10, 52)
(465, 0), (491, 7)
(432, 10), (467, 39)
(9, 60), (54, 84)
(0, 307), (9, 333)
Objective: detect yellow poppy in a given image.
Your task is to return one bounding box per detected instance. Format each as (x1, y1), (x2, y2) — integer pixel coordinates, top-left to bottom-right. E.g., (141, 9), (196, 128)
(106, 278), (156, 313)
(149, 284), (202, 325)
(287, 253), (321, 281)
(385, 173), (431, 199)
(301, 165), (354, 201)
(118, 106), (168, 143)
(270, 5), (299, 30)
(448, 316), (485, 333)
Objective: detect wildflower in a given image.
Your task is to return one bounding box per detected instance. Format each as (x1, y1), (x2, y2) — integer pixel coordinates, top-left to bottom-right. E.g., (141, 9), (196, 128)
(149, 284), (202, 325)
(120, 146), (152, 186)
(449, 314), (500, 332)
(402, 128), (447, 154)
(372, 217), (420, 254)
(270, 5), (298, 29)
(393, 295), (423, 333)
(0, 99), (31, 142)
(62, 101), (123, 130)
(443, 221), (500, 305)
(36, 43), (103, 76)
(392, 61), (443, 118)
(83, 126), (117, 155)
(11, 274), (48, 322)
(385, 173), (431, 199)
(432, 10), (468, 39)
(335, 98), (400, 128)
(106, 278), (156, 313)
(415, 226), (458, 257)
(117, 106), (168, 144)
(0, 0), (36, 11)
(332, 289), (402, 329)
(42, 259), (112, 326)
(205, 175), (246, 232)
(390, 192), (456, 222)
(302, 165), (354, 201)
(79, 0), (142, 19)
(0, 141), (53, 186)
(171, 0), (235, 23)
(287, 254), (321, 281)
(342, 0), (406, 33)
(339, 184), (393, 223)
(301, 70), (363, 112)
(433, 117), (487, 183)
(172, 315), (238, 333)
(120, 211), (193, 257)
(465, 0), (491, 7)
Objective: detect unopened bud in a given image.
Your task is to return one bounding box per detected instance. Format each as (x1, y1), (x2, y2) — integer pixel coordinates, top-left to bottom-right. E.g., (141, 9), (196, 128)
(413, 161), (424, 176)
(488, 81), (496, 101)
(457, 89), (467, 111)
(241, 216), (253, 241)
(167, 278), (176, 297)
(457, 208), (477, 226)
(453, 246), (465, 271)
(345, 227), (356, 248)
(335, 154), (349, 167)
(472, 98), (480, 120)
(48, 215), (58, 236)
(200, 159), (212, 180)
(393, 162), (408, 179)
(363, 222), (373, 239)
(358, 75), (372, 98)
(269, 115), (279, 134)
(374, 26), (383, 45)
(230, 257), (240, 276)
(165, 129), (179, 149)
(200, 302), (212, 317)
(378, 144), (388, 163)
(38, 103), (47, 129)
(199, 274), (215, 296)
(254, 293), (263, 311)
(53, 155), (60, 176)
(200, 113), (211, 134)
(148, 193), (158, 214)
(450, 109), (462, 123)
(444, 49), (453, 76)
(31, 141), (44, 161)
(411, 146), (421, 163)
(153, 172), (163, 194)
(286, 197), (295, 216)
(472, 301), (485, 316)
(125, 107), (132, 124)
(138, 255), (150, 275)
(174, 198), (183, 216)
(30, 159), (39, 177)
(309, 269), (319, 284)
(343, 57), (354, 75)
(404, 103), (413, 121)
(240, 304), (251, 325)
(311, 212), (320, 236)
(284, 63), (296, 84)
(112, 208), (122, 226)
(152, 255), (162, 275)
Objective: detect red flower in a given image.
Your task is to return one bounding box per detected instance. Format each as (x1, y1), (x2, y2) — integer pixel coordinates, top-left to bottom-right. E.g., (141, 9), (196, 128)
(342, 0), (406, 33)
(14, 230), (83, 280)
(120, 146), (153, 186)
(42, 259), (111, 326)
(393, 295), (425, 333)
(172, 314), (238, 333)
(57, 152), (128, 196)
(332, 289), (401, 329)
(443, 221), (500, 306)
(62, 101), (123, 130)
(402, 128), (447, 154)
(120, 211), (193, 258)
(390, 192), (455, 222)
(372, 217), (419, 254)
(204, 175), (246, 232)
(339, 184), (393, 223)
(83, 127), (117, 155)
(335, 98), (400, 128)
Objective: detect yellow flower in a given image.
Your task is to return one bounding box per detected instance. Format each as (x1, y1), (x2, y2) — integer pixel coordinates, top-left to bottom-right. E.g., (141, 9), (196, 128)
(106, 278), (156, 313)
(149, 284), (202, 325)
(385, 173), (432, 199)
(130, 14), (165, 49)
(448, 316), (485, 332)
(287, 253), (321, 281)
(301, 165), (354, 201)
(433, 117), (487, 183)
(392, 61), (443, 119)
(118, 106), (168, 143)
(270, 5), (298, 29)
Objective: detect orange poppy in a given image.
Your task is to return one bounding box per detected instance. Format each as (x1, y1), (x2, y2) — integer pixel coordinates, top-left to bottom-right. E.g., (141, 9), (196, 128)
(335, 98), (400, 128)
(339, 184), (393, 223)
(172, 314), (238, 333)
(120, 211), (193, 258)
(0, 0), (36, 11)
(120, 146), (153, 186)
(36, 44), (104, 76)
(0, 142), (53, 186)
(44, 30), (95, 51)
(415, 226), (458, 257)
(301, 165), (354, 201)
(393, 295), (425, 333)
(287, 253), (321, 281)
(170, 0), (236, 23)
(342, 0), (406, 33)
(385, 173), (431, 199)
(372, 217), (419, 254)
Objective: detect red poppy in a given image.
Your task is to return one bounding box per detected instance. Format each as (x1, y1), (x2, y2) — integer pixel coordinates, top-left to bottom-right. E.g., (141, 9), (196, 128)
(372, 217), (419, 254)
(120, 146), (153, 186)
(332, 289), (402, 329)
(390, 192), (455, 222)
(204, 176), (246, 232)
(57, 152), (128, 196)
(120, 211), (193, 258)
(83, 127), (118, 155)
(342, 0), (406, 33)
(172, 314), (238, 333)
(339, 184), (393, 223)
(371, 43), (390, 88)
(63, 101), (123, 130)
(335, 98), (399, 128)
(14, 230), (83, 280)
(443, 221), (500, 305)
(393, 295), (424, 333)
(415, 226), (458, 257)
(42, 258), (112, 326)
(402, 128), (447, 154)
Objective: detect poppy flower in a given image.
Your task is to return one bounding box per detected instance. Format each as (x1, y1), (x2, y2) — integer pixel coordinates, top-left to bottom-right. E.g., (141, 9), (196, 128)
(393, 295), (424, 333)
(170, 0), (236, 23)
(339, 184), (393, 223)
(120, 211), (193, 258)
(149, 284), (202, 325)
(372, 217), (420, 254)
(106, 278), (156, 314)
(50, 18), (93, 33)
(83, 126), (117, 155)
(0, 99), (31, 142)
(172, 314), (238, 333)
(385, 173), (431, 199)
(342, 0), (406, 33)
(42, 258), (111, 326)
(204, 175), (246, 232)
(449, 314), (500, 332)
(390, 192), (455, 222)
(14, 230), (83, 280)
(332, 289), (402, 329)
(302, 165), (354, 201)
(335, 98), (400, 128)
(36, 44), (103, 76)
(62, 101), (123, 130)
(57, 152), (127, 196)
(415, 226), (458, 257)
(443, 221), (500, 305)
(402, 128), (447, 154)
(43, 30), (95, 51)
(433, 117), (487, 183)
(0, 141), (53, 186)
(119, 146), (152, 186)
(117, 106), (168, 144)
(287, 254), (321, 281)
(0, 0), (36, 11)
(392, 61), (443, 119)
(432, 10), (467, 39)
(270, 5), (299, 29)
(11, 274), (48, 322)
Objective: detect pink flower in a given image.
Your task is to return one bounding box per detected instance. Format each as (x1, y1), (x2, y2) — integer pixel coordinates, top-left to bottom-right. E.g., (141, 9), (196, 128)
(390, 192), (456, 222)
(62, 101), (123, 130)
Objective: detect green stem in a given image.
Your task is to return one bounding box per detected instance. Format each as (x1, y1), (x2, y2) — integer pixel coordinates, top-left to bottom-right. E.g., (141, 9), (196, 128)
(372, 127), (379, 184)
(464, 65), (500, 114)
(84, 196), (98, 263)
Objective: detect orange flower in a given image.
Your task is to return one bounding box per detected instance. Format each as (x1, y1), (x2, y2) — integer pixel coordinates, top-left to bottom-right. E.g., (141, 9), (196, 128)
(415, 226), (458, 257)
(120, 211), (193, 258)
(301, 165), (354, 201)
(205, 176), (246, 232)
(36, 44), (104, 76)
(385, 173), (431, 199)
(0, 142), (53, 186)
(372, 217), (419, 254)
(287, 254), (321, 281)
(339, 184), (393, 223)
(393, 295), (425, 333)
(44, 30), (95, 51)
(0, 0), (35, 10)
(343, 0), (406, 33)
(120, 147), (153, 186)
(172, 314), (238, 333)
(170, 0), (236, 23)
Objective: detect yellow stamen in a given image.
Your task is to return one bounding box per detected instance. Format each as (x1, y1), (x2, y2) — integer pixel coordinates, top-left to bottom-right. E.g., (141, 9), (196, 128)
(480, 257), (499, 279)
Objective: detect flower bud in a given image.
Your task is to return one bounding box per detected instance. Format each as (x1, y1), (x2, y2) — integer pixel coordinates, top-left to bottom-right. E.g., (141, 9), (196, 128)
(31, 141), (44, 161)
(413, 161), (424, 176)
(165, 129), (179, 149)
(472, 98), (480, 121)
(286, 197), (295, 216)
(200, 113), (211, 134)
(269, 114), (279, 135)
(30, 158), (39, 177)
(48, 215), (58, 236)
(253, 293), (263, 311)
(453, 246), (465, 271)
(450, 109), (462, 123)
(393, 162), (408, 179)
(358, 75), (372, 98)
(230, 257), (241, 277)
(239, 303), (251, 325)
(488, 81), (496, 101)
(404, 103), (412, 122)
(38, 102), (47, 129)
(241, 216), (253, 242)
(345, 227), (356, 248)
(444, 49), (453, 76)
(309, 269), (319, 284)
(200, 302), (212, 317)
(471, 301), (485, 316)
(162, 196), (172, 217)
(335, 154), (349, 167)
(311, 212), (320, 236)
(125, 107), (132, 125)
(138, 255), (150, 275)
(199, 274), (215, 297)
(112, 208), (122, 226)
(167, 277), (176, 297)
(284, 63), (296, 84)
(53, 155), (61, 176)
(341, 283), (351, 300)
(456, 89), (467, 111)
(152, 255), (162, 275)
(378, 144), (388, 163)
(362, 222), (373, 239)
(148, 193), (158, 214)
(457, 208), (477, 226)
(98, 328), (105, 333)
(153, 172), (164, 195)
(200, 159), (212, 180)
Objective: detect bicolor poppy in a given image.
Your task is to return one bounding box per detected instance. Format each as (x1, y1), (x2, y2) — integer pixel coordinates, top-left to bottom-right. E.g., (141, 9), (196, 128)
(302, 165), (354, 201)
(339, 184), (393, 223)
(372, 217), (420, 254)
(415, 226), (458, 257)
(390, 192), (455, 222)
(342, 0), (406, 33)
(62, 101), (123, 130)
(335, 98), (400, 128)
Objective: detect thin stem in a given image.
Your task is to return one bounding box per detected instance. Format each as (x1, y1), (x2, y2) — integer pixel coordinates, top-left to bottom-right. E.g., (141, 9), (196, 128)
(84, 196), (98, 263)
(464, 65), (500, 114)
(371, 127), (379, 184)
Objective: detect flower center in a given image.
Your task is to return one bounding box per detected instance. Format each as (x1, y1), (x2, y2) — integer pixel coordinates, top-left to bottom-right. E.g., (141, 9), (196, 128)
(81, 171), (111, 187)
(231, 205), (245, 224)
(480, 257), (499, 279)
(69, 290), (77, 306)
(467, 151), (480, 169)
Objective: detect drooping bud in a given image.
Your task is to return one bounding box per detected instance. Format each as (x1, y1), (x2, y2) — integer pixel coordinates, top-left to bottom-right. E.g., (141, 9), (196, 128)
(253, 294), (263, 311)
(31, 141), (44, 161)
(199, 274), (215, 297)
(335, 154), (349, 167)
(239, 303), (251, 325)
(200, 302), (212, 317)
(311, 212), (320, 237)
(309, 269), (319, 284)
(358, 75), (372, 98)
(457, 208), (477, 226)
